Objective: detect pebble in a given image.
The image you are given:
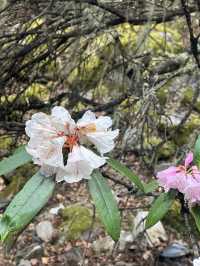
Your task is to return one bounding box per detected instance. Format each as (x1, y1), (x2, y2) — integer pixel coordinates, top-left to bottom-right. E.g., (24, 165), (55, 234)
(36, 220), (54, 242)
(18, 260), (31, 266)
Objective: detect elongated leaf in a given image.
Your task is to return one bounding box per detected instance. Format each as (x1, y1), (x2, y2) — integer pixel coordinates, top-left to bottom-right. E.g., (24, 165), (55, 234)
(0, 172), (55, 248)
(194, 136), (200, 168)
(145, 190), (176, 229)
(191, 206), (200, 233)
(0, 146), (32, 176)
(89, 171), (121, 241)
(107, 158), (144, 191)
(143, 180), (159, 193)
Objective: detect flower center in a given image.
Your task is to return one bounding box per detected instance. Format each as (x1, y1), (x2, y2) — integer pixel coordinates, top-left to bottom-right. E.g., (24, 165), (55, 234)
(64, 135), (79, 151)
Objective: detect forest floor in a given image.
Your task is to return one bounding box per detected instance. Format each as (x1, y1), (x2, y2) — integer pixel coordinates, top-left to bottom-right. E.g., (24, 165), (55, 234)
(0, 155), (196, 266)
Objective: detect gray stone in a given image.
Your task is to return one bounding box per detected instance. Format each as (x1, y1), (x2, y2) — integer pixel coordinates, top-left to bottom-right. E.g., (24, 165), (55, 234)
(160, 243), (190, 258)
(36, 220), (54, 242)
(18, 259), (31, 266)
(64, 247), (83, 266)
(119, 230), (133, 251)
(92, 236), (115, 254)
(116, 263), (135, 266)
(49, 203), (64, 215)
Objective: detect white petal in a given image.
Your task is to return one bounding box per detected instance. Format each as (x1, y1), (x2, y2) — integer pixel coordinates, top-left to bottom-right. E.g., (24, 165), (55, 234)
(95, 116), (112, 130)
(78, 145), (106, 168)
(26, 137), (65, 167)
(86, 129), (119, 154)
(25, 112), (56, 139)
(51, 106), (75, 126)
(77, 110), (96, 126)
(56, 145), (105, 183)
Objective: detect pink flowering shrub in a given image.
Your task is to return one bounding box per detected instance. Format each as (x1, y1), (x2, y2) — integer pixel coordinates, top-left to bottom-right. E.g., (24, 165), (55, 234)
(157, 152), (200, 204)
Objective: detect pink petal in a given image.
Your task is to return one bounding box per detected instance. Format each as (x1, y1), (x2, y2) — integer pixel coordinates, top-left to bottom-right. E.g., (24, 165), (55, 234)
(191, 166), (200, 182)
(157, 166), (189, 192)
(184, 152), (193, 168)
(157, 166), (178, 191)
(184, 181), (200, 204)
(157, 166), (177, 179)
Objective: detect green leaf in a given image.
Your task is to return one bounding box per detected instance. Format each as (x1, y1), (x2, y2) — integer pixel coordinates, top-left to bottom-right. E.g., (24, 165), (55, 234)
(191, 206), (200, 233)
(0, 145), (32, 176)
(0, 172), (55, 249)
(194, 135), (200, 168)
(88, 171), (121, 241)
(107, 158), (144, 191)
(143, 180), (159, 193)
(145, 190), (176, 229)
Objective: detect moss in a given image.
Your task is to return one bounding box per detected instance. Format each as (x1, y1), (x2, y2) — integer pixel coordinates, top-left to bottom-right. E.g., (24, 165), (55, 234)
(0, 163), (36, 207)
(60, 204), (92, 240)
(156, 87), (168, 106)
(158, 141), (176, 159)
(181, 87), (200, 112)
(0, 136), (13, 150)
(24, 83), (50, 101)
(148, 24), (183, 54)
(116, 23), (137, 48)
(174, 114), (200, 146)
(0, 175), (26, 203)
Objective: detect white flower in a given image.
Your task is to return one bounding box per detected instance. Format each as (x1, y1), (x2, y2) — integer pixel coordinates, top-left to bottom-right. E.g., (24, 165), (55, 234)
(193, 257), (200, 266)
(77, 110), (119, 155)
(25, 106), (119, 183)
(56, 145), (106, 183)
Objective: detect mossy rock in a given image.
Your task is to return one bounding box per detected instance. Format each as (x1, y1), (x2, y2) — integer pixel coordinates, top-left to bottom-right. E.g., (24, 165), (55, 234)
(158, 112), (200, 146)
(148, 24), (183, 54)
(181, 87), (200, 112)
(60, 204), (93, 240)
(156, 86), (169, 106)
(158, 141), (176, 160)
(144, 136), (176, 160)
(24, 83), (50, 101)
(0, 136), (13, 151)
(174, 114), (200, 146)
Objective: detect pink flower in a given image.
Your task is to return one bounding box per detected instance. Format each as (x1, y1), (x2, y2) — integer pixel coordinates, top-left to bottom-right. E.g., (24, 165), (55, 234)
(157, 152), (194, 193)
(157, 152), (200, 204)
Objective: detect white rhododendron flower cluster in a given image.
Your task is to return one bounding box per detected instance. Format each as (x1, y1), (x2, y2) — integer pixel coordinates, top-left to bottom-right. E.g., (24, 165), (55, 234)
(25, 106), (119, 183)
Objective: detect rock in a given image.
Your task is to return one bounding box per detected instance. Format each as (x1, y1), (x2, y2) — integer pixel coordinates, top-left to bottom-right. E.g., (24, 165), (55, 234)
(92, 236), (115, 254)
(160, 243), (190, 258)
(49, 203), (64, 215)
(118, 230), (133, 251)
(36, 220), (54, 242)
(116, 262), (134, 266)
(60, 204), (92, 240)
(122, 127), (138, 150)
(81, 228), (103, 241)
(133, 211), (168, 247)
(168, 114), (184, 126)
(63, 247), (83, 266)
(17, 244), (43, 261)
(18, 259), (31, 266)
